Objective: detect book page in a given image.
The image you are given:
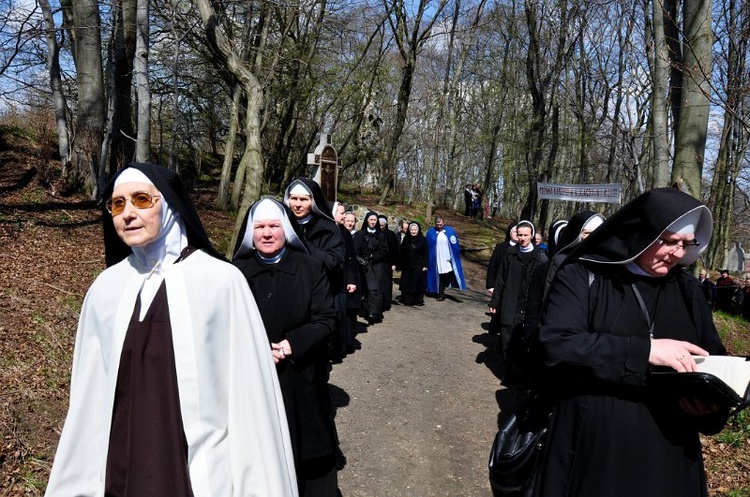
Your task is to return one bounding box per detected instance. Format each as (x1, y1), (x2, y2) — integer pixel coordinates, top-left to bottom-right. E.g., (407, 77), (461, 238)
(693, 356), (750, 398)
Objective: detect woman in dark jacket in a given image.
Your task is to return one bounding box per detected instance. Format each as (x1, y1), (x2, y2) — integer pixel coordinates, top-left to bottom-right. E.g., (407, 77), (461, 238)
(353, 211), (388, 323)
(537, 188), (729, 497)
(233, 198), (339, 497)
(331, 201), (361, 357)
(397, 222), (429, 306)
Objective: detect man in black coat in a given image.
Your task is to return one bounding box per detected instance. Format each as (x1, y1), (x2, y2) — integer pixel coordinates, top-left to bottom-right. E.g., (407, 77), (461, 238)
(353, 211), (388, 323)
(489, 220), (548, 372)
(698, 269), (716, 310)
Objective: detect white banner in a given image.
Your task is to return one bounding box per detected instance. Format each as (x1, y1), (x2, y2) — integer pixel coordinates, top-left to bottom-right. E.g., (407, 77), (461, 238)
(537, 182), (621, 203)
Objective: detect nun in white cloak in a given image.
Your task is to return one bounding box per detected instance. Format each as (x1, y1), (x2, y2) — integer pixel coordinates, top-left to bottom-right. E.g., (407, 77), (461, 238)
(45, 163), (297, 497)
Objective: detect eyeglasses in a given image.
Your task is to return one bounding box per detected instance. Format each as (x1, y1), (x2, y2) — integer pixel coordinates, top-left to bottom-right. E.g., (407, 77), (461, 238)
(656, 238), (700, 251)
(106, 192), (161, 216)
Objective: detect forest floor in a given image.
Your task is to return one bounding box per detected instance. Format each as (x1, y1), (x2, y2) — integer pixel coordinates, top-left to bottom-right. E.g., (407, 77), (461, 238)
(0, 125), (749, 495)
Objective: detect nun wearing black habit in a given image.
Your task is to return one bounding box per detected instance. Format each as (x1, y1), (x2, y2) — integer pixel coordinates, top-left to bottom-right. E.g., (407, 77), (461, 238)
(283, 177), (346, 296)
(536, 188), (728, 497)
(397, 222), (428, 306)
(232, 197), (339, 497)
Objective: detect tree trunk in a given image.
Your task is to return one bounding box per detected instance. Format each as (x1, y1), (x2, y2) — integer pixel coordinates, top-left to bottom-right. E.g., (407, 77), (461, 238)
(671, 0), (712, 198)
(217, 84), (242, 209)
(109, 0), (136, 175)
(427, 0), (461, 220)
(134, 0), (151, 162)
(193, 0), (266, 218)
(68, 0), (105, 198)
(649, 0), (671, 187)
(38, 0), (70, 172)
(227, 91), (265, 257)
(706, 0), (749, 270)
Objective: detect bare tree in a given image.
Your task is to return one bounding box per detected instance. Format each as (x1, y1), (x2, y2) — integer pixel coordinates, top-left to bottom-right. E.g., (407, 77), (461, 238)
(134, 0), (151, 162)
(191, 0), (268, 253)
(520, 0), (580, 221)
(61, 0), (105, 197)
(669, 0), (713, 197)
(37, 0), (70, 171)
(378, 0), (448, 204)
(648, 0), (671, 187)
(706, 0), (750, 269)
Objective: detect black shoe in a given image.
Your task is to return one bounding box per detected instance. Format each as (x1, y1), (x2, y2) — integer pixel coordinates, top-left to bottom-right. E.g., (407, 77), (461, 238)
(436, 295), (445, 301)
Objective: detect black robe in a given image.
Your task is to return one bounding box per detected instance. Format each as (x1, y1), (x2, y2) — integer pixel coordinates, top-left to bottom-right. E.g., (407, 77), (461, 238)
(486, 241), (511, 290)
(490, 245), (548, 328)
(398, 232), (428, 304)
(537, 263), (726, 497)
(353, 227), (388, 316)
(233, 250), (338, 466)
(339, 225), (362, 309)
(298, 215), (346, 294)
(381, 228), (400, 307)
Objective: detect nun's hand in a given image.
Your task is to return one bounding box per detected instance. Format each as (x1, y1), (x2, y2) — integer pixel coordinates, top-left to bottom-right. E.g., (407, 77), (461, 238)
(648, 338), (708, 372)
(271, 340), (292, 363)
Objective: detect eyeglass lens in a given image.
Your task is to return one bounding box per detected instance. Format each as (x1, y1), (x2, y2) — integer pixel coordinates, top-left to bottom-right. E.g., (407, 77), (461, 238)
(660, 239), (698, 250)
(106, 193), (158, 215)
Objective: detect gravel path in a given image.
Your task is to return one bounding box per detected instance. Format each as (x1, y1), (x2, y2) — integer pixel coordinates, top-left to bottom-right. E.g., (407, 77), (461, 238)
(330, 280), (511, 497)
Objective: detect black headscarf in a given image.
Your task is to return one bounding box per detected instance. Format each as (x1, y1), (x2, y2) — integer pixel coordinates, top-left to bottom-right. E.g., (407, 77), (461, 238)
(567, 188), (712, 267)
(556, 210), (606, 253)
(102, 163), (221, 267)
(504, 221), (518, 242)
(360, 211), (379, 233)
(546, 219), (568, 257)
(406, 221), (424, 241)
(283, 177), (335, 222)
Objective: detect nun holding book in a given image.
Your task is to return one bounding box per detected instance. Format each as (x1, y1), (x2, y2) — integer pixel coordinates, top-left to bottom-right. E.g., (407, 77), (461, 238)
(536, 188), (729, 497)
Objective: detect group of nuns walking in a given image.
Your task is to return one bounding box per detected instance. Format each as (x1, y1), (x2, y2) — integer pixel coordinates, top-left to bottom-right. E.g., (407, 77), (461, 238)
(43, 162), (730, 497)
(487, 188), (733, 497)
(45, 167), (367, 497)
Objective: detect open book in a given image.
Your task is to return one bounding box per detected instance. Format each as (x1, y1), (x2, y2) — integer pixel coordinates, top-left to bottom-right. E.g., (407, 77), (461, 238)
(648, 355), (750, 410)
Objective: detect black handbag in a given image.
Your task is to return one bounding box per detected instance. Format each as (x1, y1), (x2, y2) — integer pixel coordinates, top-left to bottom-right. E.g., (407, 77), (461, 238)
(488, 397), (552, 497)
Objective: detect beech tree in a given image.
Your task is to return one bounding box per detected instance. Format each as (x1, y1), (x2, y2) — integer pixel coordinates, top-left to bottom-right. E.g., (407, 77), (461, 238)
(61, 0), (105, 197)
(706, 0), (750, 269)
(669, 0), (713, 198)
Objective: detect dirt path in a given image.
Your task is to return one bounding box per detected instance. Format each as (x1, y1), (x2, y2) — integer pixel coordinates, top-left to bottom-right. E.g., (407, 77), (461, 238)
(330, 274), (511, 497)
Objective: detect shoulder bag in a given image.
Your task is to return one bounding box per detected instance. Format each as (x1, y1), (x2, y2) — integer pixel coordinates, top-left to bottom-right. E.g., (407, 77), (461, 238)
(488, 395), (552, 497)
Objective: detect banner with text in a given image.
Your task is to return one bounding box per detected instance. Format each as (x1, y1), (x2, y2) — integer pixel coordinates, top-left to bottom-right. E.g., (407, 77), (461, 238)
(537, 182), (621, 203)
